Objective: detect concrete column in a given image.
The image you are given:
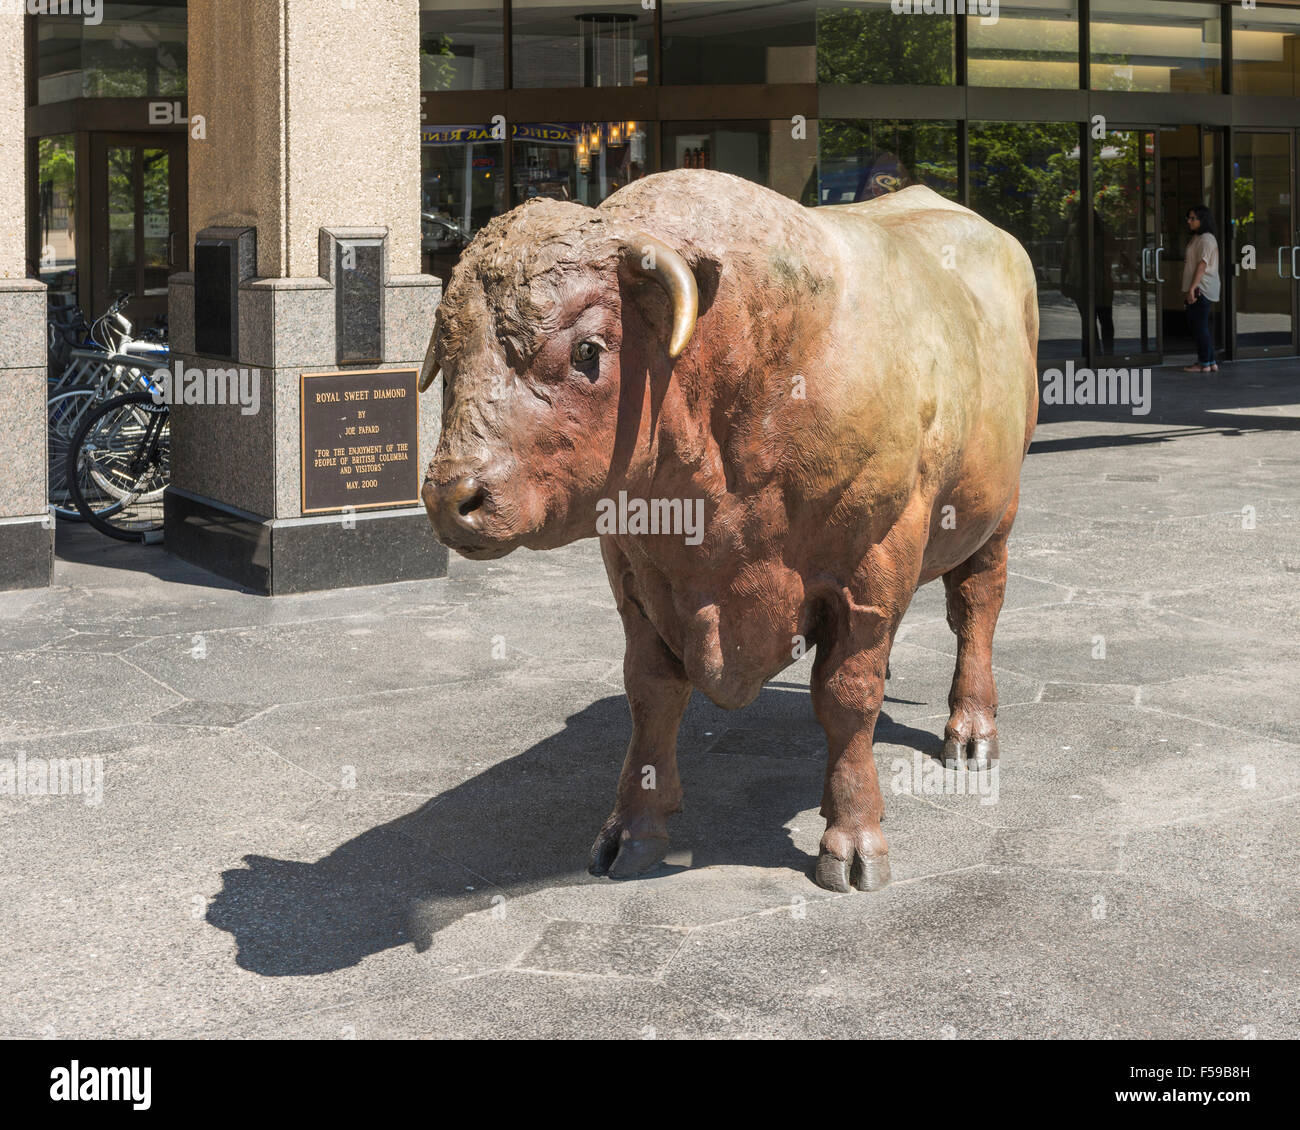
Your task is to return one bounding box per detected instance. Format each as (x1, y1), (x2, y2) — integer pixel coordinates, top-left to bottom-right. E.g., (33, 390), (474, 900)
(167, 0), (445, 594)
(0, 12), (50, 590)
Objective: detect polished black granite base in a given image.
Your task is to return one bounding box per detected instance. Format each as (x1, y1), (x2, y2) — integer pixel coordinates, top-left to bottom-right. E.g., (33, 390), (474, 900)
(0, 517), (53, 591)
(164, 488), (448, 595)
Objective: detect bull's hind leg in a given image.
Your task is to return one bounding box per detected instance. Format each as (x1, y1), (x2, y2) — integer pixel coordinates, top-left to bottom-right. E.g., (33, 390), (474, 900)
(941, 491), (1018, 771)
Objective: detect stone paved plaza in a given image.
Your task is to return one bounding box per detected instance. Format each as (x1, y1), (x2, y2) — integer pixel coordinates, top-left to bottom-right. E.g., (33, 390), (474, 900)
(1, 362), (1297, 1039)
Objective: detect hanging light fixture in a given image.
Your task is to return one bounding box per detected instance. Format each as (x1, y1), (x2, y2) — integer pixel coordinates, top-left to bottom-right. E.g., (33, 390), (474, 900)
(577, 124), (590, 175)
(576, 13), (637, 88)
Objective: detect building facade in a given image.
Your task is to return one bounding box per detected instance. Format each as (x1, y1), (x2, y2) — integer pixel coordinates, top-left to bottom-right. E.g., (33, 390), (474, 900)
(26, 1), (1300, 366)
(6, 0), (1300, 591)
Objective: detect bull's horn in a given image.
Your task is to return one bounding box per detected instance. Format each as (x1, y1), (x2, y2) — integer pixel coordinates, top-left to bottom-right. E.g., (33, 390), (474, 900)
(418, 324), (440, 393)
(625, 234), (698, 360)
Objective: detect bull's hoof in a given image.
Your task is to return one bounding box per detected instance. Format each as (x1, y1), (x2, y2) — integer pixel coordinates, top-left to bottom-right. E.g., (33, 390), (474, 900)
(814, 848), (891, 893)
(588, 821), (670, 879)
(942, 734), (1000, 771)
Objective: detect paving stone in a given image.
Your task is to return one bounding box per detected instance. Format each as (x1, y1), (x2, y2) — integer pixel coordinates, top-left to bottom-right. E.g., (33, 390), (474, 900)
(0, 360), (1297, 1037)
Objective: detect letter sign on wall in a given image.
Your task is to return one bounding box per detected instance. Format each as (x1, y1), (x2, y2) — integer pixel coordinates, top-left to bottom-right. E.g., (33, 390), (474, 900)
(300, 368), (421, 515)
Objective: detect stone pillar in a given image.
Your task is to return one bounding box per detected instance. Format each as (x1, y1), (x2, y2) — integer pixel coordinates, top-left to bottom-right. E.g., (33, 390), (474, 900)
(0, 11), (50, 591)
(166, 0), (445, 595)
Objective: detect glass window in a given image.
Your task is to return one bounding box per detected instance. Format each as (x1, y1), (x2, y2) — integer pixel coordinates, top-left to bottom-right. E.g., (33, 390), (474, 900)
(1233, 5), (1300, 97)
(513, 3), (652, 88)
(420, 1), (505, 91)
(663, 1), (815, 85)
(1090, 0), (1222, 94)
(818, 1), (955, 85)
(36, 136), (78, 294)
(141, 147), (171, 297)
(662, 121), (818, 203)
(968, 121), (1082, 360)
(818, 120), (958, 204)
(421, 124), (507, 282)
(37, 1), (187, 104)
(1233, 131), (1292, 351)
(968, 1), (1080, 89)
(1088, 129), (1159, 359)
(107, 146), (137, 299)
(513, 121), (650, 206)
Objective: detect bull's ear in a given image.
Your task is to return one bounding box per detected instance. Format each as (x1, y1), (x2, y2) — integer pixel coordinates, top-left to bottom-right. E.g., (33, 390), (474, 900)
(620, 234), (699, 359)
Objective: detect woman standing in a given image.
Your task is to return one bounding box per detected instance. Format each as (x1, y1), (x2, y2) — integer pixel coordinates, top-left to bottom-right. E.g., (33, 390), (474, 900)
(1182, 204), (1220, 373)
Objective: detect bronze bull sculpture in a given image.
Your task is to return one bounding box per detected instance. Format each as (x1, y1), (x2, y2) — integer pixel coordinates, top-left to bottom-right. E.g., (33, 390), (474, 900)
(421, 169), (1038, 893)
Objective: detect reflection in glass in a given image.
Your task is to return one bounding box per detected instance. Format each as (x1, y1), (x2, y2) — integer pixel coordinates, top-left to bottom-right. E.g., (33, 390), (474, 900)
(662, 121), (818, 202)
(514, 121), (650, 207)
(421, 124), (506, 282)
(1233, 132), (1295, 353)
(818, 120), (957, 205)
(1233, 6), (1300, 97)
(107, 147), (137, 299)
(817, 1), (955, 85)
(1090, 1), (1221, 93)
(967, 1), (1079, 89)
(420, 1), (505, 91)
(141, 149), (171, 297)
(37, 2), (187, 104)
(663, 1), (815, 85)
(1159, 125), (1217, 359)
(36, 135), (77, 293)
(1091, 130), (1159, 359)
(513, 3), (652, 88)
(968, 122), (1080, 360)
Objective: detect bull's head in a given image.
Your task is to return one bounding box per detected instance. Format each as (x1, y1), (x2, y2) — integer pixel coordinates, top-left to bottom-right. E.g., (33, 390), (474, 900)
(420, 200), (699, 559)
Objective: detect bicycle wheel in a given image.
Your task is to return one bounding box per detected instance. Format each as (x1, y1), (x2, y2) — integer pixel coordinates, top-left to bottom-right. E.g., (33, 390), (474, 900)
(47, 385), (103, 521)
(66, 392), (170, 543)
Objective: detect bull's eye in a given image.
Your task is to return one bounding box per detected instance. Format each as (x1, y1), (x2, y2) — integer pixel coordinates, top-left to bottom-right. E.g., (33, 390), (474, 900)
(571, 340), (600, 368)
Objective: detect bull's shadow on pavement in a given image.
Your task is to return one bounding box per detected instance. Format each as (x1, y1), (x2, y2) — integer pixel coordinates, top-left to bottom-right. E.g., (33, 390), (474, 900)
(207, 686), (939, 976)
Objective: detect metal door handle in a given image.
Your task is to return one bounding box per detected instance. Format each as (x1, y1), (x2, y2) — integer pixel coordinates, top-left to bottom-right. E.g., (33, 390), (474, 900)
(1140, 246), (1151, 283)
(1292, 244), (1299, 281)
(1155, 245), (1165, 284)
(168, 231), (177, 266)
(1278, 246), (1289, 279)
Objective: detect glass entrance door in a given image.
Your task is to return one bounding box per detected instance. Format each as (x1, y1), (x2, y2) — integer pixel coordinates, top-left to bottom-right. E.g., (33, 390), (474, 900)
(90, 133), (188, 325)
(1232, 131), (1297, 357)
(1093, 128), (1162, 363)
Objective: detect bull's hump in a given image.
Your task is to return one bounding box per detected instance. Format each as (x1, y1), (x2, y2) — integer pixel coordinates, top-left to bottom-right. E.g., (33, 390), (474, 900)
(829, 184), (974, 222)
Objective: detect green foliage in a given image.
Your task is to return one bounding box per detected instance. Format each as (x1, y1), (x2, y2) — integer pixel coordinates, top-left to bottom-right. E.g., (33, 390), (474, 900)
(38, 136), (76, 196)
(421, 34), (458, 92)
(816, 8), (953, 85)
(968, 122), (1080, 243)
(1234, 176), (1256, 230)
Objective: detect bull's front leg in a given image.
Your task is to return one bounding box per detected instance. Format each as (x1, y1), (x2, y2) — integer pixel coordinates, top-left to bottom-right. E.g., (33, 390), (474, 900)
(811, 632), (896, 893)
(588, 597), (692, 879)
(811, 530), (923, 893)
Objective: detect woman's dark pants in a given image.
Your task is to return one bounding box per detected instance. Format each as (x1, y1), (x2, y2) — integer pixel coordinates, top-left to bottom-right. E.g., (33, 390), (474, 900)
(1187, 295), (1216, 365)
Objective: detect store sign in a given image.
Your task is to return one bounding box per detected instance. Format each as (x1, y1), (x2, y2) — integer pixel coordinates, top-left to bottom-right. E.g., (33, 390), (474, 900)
(421, 123), (580, 147)
(300, 368), (421, 515)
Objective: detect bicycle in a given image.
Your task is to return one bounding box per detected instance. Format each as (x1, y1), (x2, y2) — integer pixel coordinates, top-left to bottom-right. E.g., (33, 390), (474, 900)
(65, 391), (170, 543)
(46, 294), (171, 522)
(47, 385), (106, 521)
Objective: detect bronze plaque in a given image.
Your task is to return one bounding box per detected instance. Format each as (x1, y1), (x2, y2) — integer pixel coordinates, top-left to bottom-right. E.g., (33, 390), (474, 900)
(300, 368), (421, 514)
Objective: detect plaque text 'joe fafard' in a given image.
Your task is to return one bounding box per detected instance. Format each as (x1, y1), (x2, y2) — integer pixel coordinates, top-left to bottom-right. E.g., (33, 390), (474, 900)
(300, 368), (421, 515)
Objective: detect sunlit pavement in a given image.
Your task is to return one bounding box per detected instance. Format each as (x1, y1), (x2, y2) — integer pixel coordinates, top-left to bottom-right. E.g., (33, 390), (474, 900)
(1, 360), (1297, 1038)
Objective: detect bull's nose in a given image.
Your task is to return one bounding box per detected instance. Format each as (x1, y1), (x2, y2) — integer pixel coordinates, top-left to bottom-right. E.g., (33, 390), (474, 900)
(424, 473), (488, 536)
